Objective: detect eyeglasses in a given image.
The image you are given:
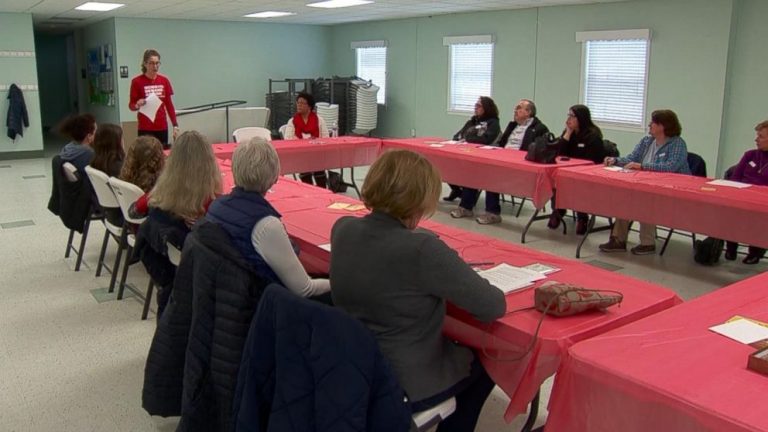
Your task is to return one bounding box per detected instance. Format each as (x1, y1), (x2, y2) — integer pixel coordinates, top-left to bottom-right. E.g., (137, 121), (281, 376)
(146, 61), (161, 66)
(474, 103), (482, 108)
(566, 113), (576, 118)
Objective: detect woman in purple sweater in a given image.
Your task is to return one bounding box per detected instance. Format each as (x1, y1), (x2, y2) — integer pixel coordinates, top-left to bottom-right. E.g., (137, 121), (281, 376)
(725, 120), (768, 264)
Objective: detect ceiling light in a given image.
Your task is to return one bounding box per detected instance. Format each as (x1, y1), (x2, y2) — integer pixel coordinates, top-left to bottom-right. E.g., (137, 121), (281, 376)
(244, 11), (296, 18)
(306, 0), (373, 9)
(75, 2), (125, 11)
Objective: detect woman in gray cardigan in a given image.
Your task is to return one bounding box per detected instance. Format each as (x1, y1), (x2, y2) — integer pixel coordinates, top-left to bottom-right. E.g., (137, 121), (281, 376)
(330, 150), (506, 431)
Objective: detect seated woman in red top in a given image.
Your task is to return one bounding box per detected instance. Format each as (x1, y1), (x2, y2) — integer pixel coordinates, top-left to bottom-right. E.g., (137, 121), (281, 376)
(725, 119), (768, 264)
(283, 92), (329, 188)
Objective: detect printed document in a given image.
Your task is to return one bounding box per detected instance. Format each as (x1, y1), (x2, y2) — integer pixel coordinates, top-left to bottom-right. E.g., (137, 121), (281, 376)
(478, 263), (546, 294)
(139, 93), (162, 123)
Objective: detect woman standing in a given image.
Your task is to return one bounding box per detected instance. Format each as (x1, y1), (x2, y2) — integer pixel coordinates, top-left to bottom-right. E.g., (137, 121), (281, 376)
(129, 49), (179, 149)
(283, 92), (329, 188)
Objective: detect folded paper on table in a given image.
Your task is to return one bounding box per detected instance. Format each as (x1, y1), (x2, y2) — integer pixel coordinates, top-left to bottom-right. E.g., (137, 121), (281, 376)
(478, 263), (546, 294)
(709, 318), (768, 344)
(707, 179), (752, 189)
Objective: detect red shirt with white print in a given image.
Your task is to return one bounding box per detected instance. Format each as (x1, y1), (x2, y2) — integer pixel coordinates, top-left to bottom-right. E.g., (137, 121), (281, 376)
(129, 73), (178, 131)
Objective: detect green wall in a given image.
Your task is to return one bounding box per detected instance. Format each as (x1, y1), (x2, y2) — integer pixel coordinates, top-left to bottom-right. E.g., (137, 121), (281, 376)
(0, 13), (43, 156)
(719, 0), (768, 172)
(77, 18), (121, 125)
(113, 18), (333, 123)
(331, 0), (739, 173)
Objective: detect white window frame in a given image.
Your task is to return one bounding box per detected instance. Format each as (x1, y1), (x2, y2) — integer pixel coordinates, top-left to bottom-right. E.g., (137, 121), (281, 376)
(443, 35), (495, 115)
(577, 29), (651, 132)
(351, 40), (387, 106)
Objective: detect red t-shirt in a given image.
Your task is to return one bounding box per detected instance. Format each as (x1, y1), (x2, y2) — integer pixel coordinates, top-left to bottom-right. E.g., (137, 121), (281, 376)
(129, 74), (178, 131)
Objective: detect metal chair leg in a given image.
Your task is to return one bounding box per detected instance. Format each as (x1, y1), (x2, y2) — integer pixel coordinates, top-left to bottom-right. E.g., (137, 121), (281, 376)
(108, 229), (127, 293)
(660, 228), (674, 256)
(142, 280), (154, 320)
(96, 229), (110, 277)
(116, 245), (133, 300)
(65, 229), (75, 258)
(521, 390), (541, 432)
(516, 197), (527, 218)
(74, 218), (91, 271)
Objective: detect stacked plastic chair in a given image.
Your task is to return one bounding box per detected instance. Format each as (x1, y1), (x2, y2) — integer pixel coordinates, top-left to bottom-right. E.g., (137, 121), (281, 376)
(315, 102), (339, 133)
(349, 79), (379, 135)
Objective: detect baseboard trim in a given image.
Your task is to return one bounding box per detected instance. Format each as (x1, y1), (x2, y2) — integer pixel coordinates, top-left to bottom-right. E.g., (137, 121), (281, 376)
(0, 150), (45, 160)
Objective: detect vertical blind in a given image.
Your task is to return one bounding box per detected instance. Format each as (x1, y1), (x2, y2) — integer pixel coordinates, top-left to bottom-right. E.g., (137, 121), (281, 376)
(356, 47), (387, 104)
(583, 39), (649, 128)
(449, 43), (494, 112)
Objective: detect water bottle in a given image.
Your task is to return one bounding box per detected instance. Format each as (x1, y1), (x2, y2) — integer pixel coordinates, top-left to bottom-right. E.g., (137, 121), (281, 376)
(330, 121), (338, 138)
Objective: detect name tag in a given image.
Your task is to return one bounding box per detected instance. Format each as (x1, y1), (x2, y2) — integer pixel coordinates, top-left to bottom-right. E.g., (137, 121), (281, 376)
(658, 153), (666, 158)
(577, 143), (585, 148)
(749, 161), (757, 168)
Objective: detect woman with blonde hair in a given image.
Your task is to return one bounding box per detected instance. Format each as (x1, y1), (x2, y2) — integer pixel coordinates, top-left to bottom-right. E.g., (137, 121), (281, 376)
(147, 130), (221, 224)
(330, 149), (505, 431)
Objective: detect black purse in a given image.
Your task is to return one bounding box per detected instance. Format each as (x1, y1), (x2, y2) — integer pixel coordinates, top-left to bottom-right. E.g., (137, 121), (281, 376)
(525, 132), (560, 164)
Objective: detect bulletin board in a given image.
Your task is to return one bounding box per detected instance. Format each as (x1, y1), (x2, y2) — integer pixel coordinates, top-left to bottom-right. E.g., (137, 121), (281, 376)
(87, 44), (114, 106)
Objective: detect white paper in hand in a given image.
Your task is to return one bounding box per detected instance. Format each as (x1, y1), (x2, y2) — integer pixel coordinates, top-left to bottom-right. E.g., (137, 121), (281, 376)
(139, 92), (162, 123)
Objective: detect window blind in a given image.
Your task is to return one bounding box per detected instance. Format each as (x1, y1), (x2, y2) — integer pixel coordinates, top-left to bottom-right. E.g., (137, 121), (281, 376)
(583, 39), (649, 128)
(449, 43), (493, 112)
(356, 47), (386, 104)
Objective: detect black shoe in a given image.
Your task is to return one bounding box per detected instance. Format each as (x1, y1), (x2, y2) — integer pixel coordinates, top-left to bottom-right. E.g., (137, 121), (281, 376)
(576, 219), (588, 235)
(743, 255), (761, 265)
(442, 190), (460, 202)
(724, 250), (737, 261)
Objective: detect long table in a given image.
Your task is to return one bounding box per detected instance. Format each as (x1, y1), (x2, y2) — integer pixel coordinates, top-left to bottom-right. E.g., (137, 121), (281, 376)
(380, 138), (594, 242)
(267, 189), (681, 425)
(546, 272), (768, 432)
(555, 164), (768, 257)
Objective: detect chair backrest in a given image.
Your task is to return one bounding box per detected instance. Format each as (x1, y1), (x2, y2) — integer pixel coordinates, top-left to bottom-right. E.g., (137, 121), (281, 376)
(687, 152), (707, 177)
(232, 127), (272, 143)
(603, 139), (620, 158)
(84, 166), (119, 209)
(723, 164), (738, 180)
(62, 162), (79, 182)
(166, 241), (182, 267)
(107, 177), (147, 225)
(278, 124), (288, 139)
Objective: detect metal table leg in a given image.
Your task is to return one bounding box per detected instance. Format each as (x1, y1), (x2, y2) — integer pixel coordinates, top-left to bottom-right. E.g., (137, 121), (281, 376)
(521, 390), (540, 432)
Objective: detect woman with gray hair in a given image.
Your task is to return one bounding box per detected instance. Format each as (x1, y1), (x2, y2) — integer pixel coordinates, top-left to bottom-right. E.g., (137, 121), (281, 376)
(205, 137), (330, 297)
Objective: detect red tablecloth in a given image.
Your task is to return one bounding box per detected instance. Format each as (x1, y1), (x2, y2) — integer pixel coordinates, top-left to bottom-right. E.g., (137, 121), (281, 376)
(555, 164), (768, 248)
(380, 138), (593, 209)
(212, 136), (381, 174)
(275, 192), (681, 422)
(546, 272), (768, 432)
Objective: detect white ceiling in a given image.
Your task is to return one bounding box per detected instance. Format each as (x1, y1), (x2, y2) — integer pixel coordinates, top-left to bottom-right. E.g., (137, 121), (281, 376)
(0, 0), (630, 29)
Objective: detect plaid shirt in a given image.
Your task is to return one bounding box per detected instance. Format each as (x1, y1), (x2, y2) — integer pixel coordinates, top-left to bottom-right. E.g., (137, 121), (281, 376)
(616, 135), (690, 174)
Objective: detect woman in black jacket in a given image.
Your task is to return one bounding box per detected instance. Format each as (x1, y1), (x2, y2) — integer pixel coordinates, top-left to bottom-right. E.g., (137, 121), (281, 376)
(549, 104), (605, 234)
(443, 96), (501, 203)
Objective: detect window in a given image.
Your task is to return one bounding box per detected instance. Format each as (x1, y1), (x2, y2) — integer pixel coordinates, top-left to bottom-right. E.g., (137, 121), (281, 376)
(577, 29), (651, 129)
(352, 40), (387, 104)
(444, 35), (494, 112)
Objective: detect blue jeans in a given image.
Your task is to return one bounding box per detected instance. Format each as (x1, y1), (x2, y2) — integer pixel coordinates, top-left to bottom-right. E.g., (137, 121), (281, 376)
(459, 189), (501, 214)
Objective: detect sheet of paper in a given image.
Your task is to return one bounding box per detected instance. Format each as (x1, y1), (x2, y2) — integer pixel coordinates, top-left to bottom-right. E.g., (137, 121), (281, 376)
(522, 263), (561, 275)
(440, 140), (462, 145)
(709, 318), (768, 344)
(603, 166), (624, 172)
(139, 92), (162, 123)
(429, 144), (444, 148)
(318, 243), (332, 252)
(477, 263), (546, 294)
(707, 179), (752, 189)
(479, 145), (499, 150)
(345, 204), (366, 211)
(328, 202), (351, 210)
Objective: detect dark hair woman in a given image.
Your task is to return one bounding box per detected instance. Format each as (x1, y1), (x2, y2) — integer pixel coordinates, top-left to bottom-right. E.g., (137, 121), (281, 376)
(90, 123), (125, 177)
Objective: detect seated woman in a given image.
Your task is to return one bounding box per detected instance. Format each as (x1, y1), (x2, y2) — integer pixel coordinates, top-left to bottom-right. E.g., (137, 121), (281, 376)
(205, 137), (330, 297)
(120, 136), (166, 220)
(549, 105), (605, 234)
(459, 99), (550, 224)
(447, 96), (502, 214)
(283, 92), (329, 189)
(600, 109), (690, 255)
(90, 123), (125, 177)
(725, 120), (768, 264)
(58, 113), (97, 172)
(330, 149), (505, 431)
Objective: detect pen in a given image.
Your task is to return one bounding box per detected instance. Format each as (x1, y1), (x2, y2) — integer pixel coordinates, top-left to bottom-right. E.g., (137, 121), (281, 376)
(466, 261), (494, 267)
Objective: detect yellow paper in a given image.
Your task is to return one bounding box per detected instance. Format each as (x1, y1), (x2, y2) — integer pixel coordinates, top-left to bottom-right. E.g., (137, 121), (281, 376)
(700, 187), (717, 191)
(327, 202), (351, 210)
(345, 204), (366, 211)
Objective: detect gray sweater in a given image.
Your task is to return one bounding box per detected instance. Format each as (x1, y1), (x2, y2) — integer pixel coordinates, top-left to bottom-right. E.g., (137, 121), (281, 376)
(330, 211), (506, 402)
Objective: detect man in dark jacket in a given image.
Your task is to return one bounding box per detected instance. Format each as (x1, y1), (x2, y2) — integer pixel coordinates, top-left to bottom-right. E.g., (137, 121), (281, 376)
(451, 99), (550, 224)
(142, 220), (268, 432)
(6, 83), (29, 140)
(232, 285), (412, 432)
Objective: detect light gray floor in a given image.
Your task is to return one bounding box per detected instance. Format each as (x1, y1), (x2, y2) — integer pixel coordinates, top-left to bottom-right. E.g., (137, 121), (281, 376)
(0, 148), (763, 431)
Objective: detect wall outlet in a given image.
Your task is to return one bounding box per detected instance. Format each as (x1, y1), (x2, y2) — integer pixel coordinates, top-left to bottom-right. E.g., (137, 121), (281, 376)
(410, 128), (416, 137)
